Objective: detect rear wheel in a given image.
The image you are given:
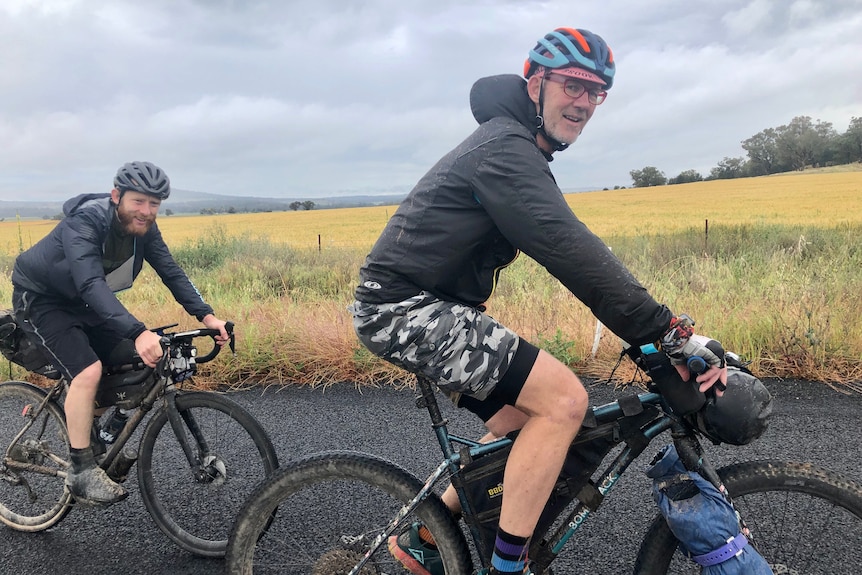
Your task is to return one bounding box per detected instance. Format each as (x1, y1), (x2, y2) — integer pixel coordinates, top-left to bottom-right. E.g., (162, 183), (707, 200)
(634, 460), (862, 574)
(137, 391), (279, 557)
(0, 381), (72, 531)
(226, 450), (473, 575)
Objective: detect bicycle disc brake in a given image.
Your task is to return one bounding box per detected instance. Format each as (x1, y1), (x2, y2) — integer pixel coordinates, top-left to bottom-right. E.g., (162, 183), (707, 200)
(196, 454), (227, 486)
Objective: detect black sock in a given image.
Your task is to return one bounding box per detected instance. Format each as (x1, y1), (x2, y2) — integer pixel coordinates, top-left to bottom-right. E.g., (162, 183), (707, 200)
(69, 446), (95, 472)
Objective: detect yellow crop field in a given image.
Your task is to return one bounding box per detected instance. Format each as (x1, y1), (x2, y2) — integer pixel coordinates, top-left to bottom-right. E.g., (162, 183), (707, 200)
(1, 170), (860, 256)
(568, 170), (862, 238)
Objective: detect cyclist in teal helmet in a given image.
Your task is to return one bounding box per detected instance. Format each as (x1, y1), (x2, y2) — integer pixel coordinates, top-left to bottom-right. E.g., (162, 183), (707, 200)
(524, 27), (616, 152)
(352, 26), (726, 575)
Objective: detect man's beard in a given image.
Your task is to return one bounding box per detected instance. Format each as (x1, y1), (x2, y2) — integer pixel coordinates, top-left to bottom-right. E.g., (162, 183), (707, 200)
(116, 205), (155, 236)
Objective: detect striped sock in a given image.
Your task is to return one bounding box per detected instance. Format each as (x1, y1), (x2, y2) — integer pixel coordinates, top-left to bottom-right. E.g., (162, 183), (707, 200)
(490, 528), (528, 574)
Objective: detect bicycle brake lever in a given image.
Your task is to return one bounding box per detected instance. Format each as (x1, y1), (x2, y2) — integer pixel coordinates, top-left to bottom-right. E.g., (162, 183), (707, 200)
(226, 321), (236, 356)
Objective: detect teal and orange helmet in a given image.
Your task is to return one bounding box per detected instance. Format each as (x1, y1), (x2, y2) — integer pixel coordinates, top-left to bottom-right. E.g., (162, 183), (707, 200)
(524, 27), (615, 89)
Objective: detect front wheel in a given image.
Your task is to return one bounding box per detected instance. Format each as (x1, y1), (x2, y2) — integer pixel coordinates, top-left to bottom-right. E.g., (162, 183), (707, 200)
(0, 381), (72, 531)
(634, 460), (862, 574)
(137, 391), (279, 557)
(226, 450), (473, 575)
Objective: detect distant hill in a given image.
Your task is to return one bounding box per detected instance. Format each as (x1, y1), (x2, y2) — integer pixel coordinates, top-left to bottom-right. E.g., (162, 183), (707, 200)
(0, 189), (409, 219)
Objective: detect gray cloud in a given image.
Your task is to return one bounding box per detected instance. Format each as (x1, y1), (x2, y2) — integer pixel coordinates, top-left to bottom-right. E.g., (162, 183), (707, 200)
(1, 0), (860, 200)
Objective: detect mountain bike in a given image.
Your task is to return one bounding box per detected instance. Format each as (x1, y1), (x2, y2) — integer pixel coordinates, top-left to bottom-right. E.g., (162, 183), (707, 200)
(225, 347), (862, 574)
(0, 321), (280, 558)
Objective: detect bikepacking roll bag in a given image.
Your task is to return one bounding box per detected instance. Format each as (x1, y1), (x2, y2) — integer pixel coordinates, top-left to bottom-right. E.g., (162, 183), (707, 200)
(0, 309), (61, 379)
(646, 443), (773, 574)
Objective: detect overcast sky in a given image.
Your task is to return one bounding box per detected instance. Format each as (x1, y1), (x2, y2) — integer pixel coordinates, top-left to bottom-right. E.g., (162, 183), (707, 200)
(2, 0), (861, 202)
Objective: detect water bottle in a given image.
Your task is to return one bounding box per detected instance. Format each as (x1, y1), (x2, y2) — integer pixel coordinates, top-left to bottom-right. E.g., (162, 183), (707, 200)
(99, 408), (132, 444)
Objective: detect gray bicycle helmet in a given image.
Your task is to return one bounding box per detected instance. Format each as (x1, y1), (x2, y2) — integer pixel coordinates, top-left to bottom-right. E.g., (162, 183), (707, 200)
(693, 365), (773, 446)
(114, 161), (171, 200)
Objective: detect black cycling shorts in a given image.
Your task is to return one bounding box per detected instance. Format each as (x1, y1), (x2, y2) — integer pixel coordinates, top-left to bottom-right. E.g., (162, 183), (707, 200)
(456, 339), (540, 422)
(12, 289), (127, 382)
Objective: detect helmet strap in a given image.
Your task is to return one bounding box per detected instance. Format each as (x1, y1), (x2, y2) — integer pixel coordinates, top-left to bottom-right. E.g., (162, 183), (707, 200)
(535, 76), (569, 153)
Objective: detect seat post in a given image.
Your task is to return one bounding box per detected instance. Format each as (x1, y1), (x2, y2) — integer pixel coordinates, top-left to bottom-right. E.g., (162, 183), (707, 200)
(415, 375), (447, 428)
(415, 375), (460, 462)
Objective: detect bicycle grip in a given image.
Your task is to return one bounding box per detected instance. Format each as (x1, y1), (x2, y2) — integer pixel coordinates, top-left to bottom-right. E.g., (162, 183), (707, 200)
(686, 355), (708, 374)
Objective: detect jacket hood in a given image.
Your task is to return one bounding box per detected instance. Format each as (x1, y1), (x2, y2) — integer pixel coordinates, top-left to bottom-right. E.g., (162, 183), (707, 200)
(470, 74), (537, 135)
(63, 193), (111, 216)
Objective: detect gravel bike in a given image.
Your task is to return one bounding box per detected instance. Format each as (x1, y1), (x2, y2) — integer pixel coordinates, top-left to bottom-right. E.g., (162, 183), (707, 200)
(226, 347), (862, 574)
(0, 321), (279, 558)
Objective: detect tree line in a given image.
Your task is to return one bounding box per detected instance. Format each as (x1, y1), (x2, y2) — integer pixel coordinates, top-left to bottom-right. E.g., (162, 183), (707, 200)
(198, 201), (316, 215)
(629, 115), (862, 188)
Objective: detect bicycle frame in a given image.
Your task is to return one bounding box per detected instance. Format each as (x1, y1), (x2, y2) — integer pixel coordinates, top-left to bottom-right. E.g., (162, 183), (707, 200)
(3, 324), (234, 484)
(347, 374), (730, 575)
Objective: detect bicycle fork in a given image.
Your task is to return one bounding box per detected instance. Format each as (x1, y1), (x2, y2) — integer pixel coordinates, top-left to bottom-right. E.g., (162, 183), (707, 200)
(163, 391), (224, 484)
(672, 431), (753, 539)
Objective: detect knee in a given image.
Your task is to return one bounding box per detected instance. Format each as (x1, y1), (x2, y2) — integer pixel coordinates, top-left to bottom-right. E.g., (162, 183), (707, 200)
(71, 361), (102, 392)
(517, 351), (590, 426)
(554, 374), (589, 424)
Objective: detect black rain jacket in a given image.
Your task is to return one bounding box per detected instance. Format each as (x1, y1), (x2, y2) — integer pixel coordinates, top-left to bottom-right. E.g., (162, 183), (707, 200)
(355, 74), (672, 346)
(12, 193), (213, 340)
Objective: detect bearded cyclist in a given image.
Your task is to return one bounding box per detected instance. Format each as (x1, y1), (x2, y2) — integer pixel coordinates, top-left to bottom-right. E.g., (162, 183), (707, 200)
(11, 161), (229, 506)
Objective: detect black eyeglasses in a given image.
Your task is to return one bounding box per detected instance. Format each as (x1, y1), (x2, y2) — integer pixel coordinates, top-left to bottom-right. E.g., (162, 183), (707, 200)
(543, 73), (608, 105)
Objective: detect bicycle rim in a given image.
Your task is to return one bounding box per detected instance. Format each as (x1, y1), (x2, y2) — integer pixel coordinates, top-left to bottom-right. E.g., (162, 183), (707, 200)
(226, 450), (472, 575)
(137, 391), (278, 557)
(0, 381), (72, 531)
(634, 460), (862, 574)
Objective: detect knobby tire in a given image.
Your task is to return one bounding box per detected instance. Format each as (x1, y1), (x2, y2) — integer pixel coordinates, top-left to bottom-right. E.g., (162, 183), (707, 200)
(0, 381), (72, 531)
(226, 450), (472, 575)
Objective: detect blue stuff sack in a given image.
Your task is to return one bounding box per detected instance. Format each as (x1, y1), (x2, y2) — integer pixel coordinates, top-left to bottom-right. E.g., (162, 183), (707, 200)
(646, 444), (773, 574)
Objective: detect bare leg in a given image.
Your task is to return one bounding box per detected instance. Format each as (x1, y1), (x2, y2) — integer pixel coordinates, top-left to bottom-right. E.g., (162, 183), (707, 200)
(498, 350), (588, 537)
(64, 361), (102, 449)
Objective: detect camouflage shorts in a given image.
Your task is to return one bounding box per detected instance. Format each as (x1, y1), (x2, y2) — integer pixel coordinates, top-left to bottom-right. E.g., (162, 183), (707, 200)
(348, 292), (519, 400)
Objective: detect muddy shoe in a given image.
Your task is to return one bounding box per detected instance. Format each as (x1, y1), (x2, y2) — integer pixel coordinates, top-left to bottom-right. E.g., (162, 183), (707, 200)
(66, 465), (128, 506)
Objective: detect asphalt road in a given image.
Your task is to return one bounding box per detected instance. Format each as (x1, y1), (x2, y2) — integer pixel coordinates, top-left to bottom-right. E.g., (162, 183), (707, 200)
(1, 378), (860, 575)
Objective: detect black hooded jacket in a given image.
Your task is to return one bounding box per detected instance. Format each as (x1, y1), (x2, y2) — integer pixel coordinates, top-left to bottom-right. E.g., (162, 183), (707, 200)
(12, 193), (213, 340)
(355, 74), (672, 346)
